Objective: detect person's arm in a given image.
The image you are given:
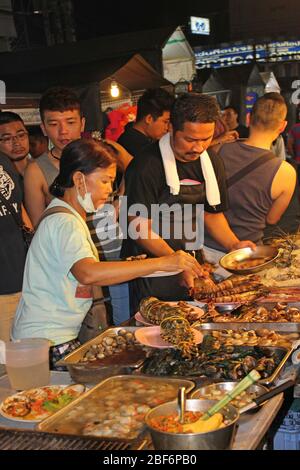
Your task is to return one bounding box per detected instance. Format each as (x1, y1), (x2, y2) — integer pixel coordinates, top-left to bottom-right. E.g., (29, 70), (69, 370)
(21, 204), (33, 230)
(24, 162), (48, 228)
(128, 216), (174, 256)
(267, 161), (296, 224)
(209, 130), (239, 147)
(71, 250), (204, 286)
(204, 212), (256, 252)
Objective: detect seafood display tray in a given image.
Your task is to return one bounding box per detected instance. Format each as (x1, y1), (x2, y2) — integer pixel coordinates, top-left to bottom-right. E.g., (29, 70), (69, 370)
(37, 375), (195, 441)
(135, 345), (292, 386)
(198, 322), (300, 333)
(258, 290), (300, 303)
(195, 302), (300, 331)
(57, 327), (146, 383)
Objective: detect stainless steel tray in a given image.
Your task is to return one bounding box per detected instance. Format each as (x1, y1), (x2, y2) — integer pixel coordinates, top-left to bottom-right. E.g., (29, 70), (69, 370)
(37, 375), (195, 441)
(191, 381), (268, 409)
(195, 302), (300, 332)
(198, 323), (300, 332)
(58, 327), (147, 384)
(136, 345), (292, 386)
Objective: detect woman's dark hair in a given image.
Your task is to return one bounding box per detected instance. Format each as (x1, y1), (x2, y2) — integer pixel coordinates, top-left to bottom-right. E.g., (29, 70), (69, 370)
(50, 138), (116, 197)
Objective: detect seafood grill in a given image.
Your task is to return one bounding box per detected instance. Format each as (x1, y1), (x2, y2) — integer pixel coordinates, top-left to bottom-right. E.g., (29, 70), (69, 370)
(0, 429), (149, 450)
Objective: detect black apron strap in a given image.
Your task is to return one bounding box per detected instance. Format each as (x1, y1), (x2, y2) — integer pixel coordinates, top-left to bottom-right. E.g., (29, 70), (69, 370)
(227, 151), (276, 188)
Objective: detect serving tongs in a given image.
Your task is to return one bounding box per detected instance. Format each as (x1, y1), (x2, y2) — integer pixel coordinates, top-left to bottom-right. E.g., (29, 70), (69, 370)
(239, 379), (295, 414)
(177, 386), (186, 424)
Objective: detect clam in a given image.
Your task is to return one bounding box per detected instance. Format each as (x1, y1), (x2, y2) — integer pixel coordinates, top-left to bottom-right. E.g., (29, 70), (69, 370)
(103, 336), (114, 346)
(116, 336), (126, 344)
(118, 329), (128, 336)
(242, 355), (257, 373)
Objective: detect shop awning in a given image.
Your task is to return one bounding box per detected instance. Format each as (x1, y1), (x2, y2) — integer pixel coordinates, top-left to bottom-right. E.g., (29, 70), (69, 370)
(162, 27), (196, 84)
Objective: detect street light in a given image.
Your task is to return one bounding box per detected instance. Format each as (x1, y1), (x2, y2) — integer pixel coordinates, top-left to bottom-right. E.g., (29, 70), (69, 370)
(110, 80), (120, 98)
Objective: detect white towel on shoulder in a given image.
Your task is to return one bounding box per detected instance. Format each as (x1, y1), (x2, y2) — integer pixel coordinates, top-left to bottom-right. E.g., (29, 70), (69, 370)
(159, 132), (221, 207)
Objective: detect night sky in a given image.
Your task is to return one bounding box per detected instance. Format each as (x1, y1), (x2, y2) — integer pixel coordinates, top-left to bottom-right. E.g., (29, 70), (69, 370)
(73, 0), (230, 46)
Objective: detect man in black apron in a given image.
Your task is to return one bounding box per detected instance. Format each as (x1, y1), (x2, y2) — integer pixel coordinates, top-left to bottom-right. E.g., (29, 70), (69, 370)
(122, 93), (254, 313)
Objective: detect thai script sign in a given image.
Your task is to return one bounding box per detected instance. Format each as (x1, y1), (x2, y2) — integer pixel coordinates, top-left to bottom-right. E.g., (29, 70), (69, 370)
(195, 40), (300, 69)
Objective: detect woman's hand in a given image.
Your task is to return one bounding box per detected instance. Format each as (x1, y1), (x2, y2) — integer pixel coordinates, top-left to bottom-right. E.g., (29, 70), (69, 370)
(160, 250), (206, 278)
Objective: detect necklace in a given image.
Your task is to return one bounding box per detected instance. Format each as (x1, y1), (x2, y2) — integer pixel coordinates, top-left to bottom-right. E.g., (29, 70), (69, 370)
(50, 148), (61, 161)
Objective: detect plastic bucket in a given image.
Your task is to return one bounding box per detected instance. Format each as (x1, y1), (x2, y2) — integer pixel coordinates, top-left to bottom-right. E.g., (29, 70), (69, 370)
(6, 338), (50, 390)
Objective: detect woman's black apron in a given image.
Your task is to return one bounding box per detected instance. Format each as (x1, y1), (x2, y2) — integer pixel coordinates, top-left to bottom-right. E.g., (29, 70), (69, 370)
(129, 182), (206, 314)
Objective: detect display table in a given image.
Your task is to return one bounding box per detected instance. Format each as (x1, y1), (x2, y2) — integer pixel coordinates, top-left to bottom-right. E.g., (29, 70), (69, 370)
(0, 370), (284, 450)
(232, 394), (283, 450)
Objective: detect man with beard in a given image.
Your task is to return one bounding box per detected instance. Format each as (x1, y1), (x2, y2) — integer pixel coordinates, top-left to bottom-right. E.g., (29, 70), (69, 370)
(0, 112), (31, 195)
(122, 93), (254, 312)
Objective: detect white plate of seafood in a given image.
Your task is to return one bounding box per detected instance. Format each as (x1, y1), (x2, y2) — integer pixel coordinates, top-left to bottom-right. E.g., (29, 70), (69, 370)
(135, 326), (203, 349)
(0, 384), (85, 422)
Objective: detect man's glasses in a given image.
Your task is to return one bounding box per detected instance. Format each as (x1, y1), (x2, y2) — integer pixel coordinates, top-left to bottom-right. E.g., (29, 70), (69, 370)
(0, 131), (29, 145)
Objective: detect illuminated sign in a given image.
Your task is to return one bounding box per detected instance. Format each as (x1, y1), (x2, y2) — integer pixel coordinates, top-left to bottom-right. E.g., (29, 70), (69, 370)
(190, 16), (210, 36)
(194, 40), (300, 69)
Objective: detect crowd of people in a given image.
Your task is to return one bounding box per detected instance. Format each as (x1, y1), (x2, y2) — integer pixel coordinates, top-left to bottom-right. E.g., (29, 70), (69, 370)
(0, 86), (299, 368)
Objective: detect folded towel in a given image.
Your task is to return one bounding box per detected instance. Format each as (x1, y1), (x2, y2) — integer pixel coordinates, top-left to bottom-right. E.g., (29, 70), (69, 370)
(159, 133), (221, 207)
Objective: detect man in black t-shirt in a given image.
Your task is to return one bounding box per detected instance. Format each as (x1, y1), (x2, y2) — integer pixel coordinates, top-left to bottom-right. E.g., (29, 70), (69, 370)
(118, 88), (174, 158)
(0, 151), (28, 341)
(123, 93), (254, 311)
(223, 106), (249, 138)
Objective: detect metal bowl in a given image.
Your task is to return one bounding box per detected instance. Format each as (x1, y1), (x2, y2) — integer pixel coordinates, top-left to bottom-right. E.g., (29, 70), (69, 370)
(145, 399), (239, 450)
(219, 245), (279, 274)
(191, 382), (268, 411)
